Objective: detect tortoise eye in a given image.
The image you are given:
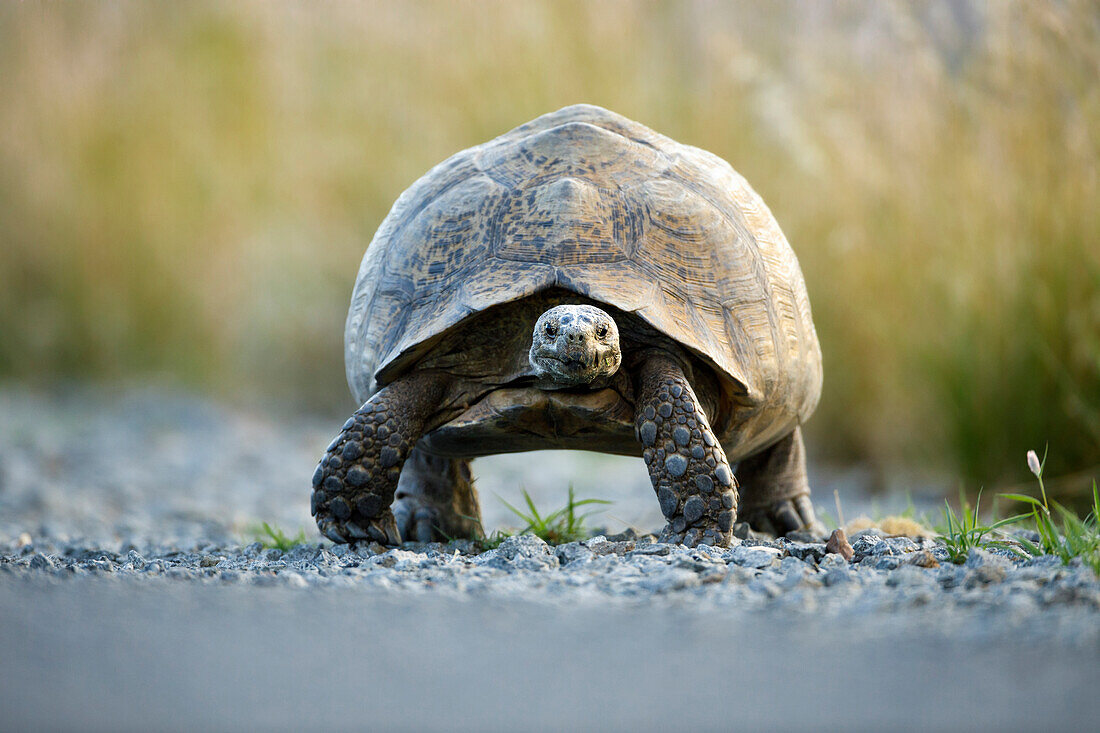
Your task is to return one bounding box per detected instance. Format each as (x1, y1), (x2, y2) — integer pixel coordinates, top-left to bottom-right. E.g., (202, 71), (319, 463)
(544, 322), (557, 337)
(596, 323), (608, 339)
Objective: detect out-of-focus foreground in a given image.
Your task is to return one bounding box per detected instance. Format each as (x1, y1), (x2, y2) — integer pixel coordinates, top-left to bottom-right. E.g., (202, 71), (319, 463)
(1, 1), (1097, 500)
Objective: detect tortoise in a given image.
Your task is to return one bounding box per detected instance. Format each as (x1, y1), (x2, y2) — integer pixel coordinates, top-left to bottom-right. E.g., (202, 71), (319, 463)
(311, 104), (823, 548)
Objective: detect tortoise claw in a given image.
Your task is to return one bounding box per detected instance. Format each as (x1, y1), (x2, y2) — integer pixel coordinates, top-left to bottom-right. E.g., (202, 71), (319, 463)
(358, 513), (400, 546)
(743, 495), (824, 539)
(773, 499), (804, 535)
(392, 493), (443, 543)
(319, 519), (347, 544)
(413, 509), (435, 543)
(344, 521), (371, 540)
(317, 512), (400, 547)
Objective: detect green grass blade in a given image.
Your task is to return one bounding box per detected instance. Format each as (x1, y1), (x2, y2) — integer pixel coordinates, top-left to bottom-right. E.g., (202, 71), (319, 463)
(498, 495), (535, 527)
(1000, 493), (1045, 507)
(522, 490), (545, 527)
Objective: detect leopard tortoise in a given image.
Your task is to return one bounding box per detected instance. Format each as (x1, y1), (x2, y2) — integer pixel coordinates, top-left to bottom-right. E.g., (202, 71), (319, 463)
(311, 104), (823, 548)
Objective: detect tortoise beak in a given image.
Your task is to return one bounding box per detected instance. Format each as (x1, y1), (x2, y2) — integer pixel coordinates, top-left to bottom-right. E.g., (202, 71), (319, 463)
(557, 339), (597, 368)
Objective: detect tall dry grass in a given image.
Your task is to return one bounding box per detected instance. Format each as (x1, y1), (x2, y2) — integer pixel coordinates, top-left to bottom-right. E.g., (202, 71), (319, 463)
(1, 1), (1097, 498)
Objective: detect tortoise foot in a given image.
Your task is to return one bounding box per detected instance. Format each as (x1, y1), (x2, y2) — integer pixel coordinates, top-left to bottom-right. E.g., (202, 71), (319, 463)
(391, 450), (483, 543)
(316, 510), (400, 546)
(391, 494), (440, 544)
(741, 494), (824, 538)
(311, 400), (413, 546)
(657, 521), (732, 548)
(311, 373), (449, 546)
(735, 428), (823, 538)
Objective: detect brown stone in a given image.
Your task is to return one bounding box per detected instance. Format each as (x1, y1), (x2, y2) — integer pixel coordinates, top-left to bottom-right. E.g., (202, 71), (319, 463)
(906, 549), (940, 568)
(825, 528), (854, 561)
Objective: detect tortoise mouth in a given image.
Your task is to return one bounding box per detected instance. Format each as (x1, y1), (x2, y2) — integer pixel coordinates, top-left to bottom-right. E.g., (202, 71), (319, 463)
(530, 350), (604, 385)
(540, 353), (594, 370)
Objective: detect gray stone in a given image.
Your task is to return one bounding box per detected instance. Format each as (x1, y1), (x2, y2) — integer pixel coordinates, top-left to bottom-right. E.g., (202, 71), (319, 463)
(967, 564), (1007, 587)
(496, 535), (558, 570)
(965, 547), (1016, 570)
(884, 536), (920, 554)
(871, 556), (902, 571)
(639, 568), (700, 593)
(28, 553), (53, 570)
(819, 553), (848, 570)
(786, 542), (826, 563)
(556, 542), (596, 565)
(870, 541), (895, 556)
(1024, 554), (1062, 568)
(930, 546), (952, 563)
(726, 545), (782, 569)
(851, 534), (886, 556)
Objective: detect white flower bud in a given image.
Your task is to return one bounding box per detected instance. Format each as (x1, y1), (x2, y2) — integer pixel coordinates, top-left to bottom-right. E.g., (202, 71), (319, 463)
(1027, 450), (1041, 477)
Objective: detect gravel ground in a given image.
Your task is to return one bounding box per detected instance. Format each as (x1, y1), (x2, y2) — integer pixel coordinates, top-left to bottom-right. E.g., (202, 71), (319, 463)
(1, 384), (1098, 731)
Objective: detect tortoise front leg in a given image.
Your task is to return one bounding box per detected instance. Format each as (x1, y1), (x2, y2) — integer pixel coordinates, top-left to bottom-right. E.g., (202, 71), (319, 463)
(311, 371), (449, 545)
(635, 353), (739, 547)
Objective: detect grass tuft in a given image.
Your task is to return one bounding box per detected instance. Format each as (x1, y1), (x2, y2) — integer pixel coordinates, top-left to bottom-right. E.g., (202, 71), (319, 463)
(252, 522), (307, 552)
(496, 486), (611, 546)
(1002, 450), (1100, 574)
(933, 489), (1028, 564)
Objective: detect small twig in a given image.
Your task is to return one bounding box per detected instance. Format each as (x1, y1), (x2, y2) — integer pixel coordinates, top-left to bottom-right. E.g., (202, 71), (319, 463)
(834, 489), (845, 529)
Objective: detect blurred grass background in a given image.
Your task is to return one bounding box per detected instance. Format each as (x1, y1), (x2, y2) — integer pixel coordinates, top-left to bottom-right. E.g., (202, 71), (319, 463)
(1, 0), (1097, 502)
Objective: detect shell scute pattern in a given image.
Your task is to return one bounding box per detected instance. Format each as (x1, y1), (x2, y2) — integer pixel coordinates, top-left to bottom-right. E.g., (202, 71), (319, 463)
(492, 178), (632, 265)
(345, 105), (821, 437)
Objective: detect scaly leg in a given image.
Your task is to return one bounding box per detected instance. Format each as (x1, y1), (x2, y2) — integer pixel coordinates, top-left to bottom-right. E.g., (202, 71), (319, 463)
(392, 449), (483, 543)
(635, 353), (739, 547)
(736, 426), (823, 537)
(311, 371), (449, 545)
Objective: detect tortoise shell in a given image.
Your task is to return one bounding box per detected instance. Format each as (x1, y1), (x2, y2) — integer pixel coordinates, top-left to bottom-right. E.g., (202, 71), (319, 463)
(345, 104), (821, 449)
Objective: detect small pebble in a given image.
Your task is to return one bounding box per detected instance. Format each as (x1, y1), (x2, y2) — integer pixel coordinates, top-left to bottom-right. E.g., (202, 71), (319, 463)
(825, 529), (854, 561)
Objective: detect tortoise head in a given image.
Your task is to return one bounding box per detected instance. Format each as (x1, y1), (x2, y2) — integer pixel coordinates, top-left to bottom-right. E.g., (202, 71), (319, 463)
(529, 304), (621, 387)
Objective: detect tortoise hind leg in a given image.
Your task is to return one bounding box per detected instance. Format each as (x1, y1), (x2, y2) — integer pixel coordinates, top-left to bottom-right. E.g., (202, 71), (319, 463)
(635, 352), (739, 548)
(392, 449), (483, 543)
(736, 426), (823, 537)
(311, 372), (450, 545)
